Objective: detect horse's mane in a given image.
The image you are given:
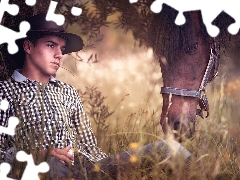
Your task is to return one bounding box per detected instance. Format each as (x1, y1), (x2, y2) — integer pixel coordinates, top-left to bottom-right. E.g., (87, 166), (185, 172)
(149, 5), (227, 64)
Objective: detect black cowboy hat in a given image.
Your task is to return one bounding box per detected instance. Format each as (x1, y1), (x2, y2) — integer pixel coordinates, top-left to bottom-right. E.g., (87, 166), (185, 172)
(8, 13), (84, 69)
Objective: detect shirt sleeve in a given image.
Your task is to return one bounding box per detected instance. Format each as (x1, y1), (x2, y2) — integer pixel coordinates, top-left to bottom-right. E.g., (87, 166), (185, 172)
(0, 89), (15, 163)
(71, 89), (108, 162)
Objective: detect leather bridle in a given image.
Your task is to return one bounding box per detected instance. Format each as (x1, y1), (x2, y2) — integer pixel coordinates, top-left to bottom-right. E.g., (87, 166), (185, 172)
(160, 40), (220, 118)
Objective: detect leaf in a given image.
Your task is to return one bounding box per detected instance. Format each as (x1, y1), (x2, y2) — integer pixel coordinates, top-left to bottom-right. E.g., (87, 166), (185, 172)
(95, 53), (98, 60)
(95, 37), (104, 42)
(87, 54), (93, 63)
(76, 52), (83, 61)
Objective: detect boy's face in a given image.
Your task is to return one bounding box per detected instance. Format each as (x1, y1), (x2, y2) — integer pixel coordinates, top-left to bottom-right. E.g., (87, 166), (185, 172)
(25, 35), (66, 78)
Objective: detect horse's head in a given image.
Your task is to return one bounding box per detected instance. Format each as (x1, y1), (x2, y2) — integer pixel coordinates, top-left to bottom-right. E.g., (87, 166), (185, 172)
(150, 6), (218, 141)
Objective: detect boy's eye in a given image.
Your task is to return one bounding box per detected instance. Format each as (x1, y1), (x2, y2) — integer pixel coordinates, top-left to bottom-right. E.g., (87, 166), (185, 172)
(48, 44), (54, 48)
(61, 48), (66, 52)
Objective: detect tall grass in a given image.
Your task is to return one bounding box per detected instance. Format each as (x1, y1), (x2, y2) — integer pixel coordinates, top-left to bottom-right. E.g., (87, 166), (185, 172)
(80, 73), (240, 179)
(7, 71), (240, 179)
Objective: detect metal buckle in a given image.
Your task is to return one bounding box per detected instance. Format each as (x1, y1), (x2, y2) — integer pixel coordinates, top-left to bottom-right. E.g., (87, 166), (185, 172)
(198, 93), (209, 118)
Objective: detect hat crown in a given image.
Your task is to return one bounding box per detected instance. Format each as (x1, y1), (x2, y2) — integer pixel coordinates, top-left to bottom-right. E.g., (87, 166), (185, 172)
(27, 13), (65, 33)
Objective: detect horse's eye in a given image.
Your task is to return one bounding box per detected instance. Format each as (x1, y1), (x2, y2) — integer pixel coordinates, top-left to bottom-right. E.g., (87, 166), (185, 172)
(185, 43), (198, 55)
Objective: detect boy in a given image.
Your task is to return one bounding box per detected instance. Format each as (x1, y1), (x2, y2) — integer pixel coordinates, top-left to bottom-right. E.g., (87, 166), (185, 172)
(0, 13), (107, 179)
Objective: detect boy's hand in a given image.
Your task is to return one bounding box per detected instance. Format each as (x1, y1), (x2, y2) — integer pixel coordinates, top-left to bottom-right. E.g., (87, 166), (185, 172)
(45, 145), (74, 165)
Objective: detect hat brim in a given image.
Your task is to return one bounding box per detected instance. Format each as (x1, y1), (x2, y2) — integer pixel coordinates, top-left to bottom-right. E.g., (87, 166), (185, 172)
(8, 31), (84, 69)
(27, 31), (84, 54)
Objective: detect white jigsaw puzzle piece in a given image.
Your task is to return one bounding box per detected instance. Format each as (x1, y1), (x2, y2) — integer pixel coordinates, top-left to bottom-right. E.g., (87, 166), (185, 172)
(25, 0), (37, 6)
(0, 0), (83, 54)
(0, 163), (16, 180)
(150, 0), (201, 24)
(46, 0), (83, 25)
(46, 1), (65, 26)
(71, 6), (82, 16)
(0, 0), (36, 54)
(0, 21), (30, 54)
(16, 151), (49, 180)
(149, 0), (240, 37)
(201, 0), (240, 36)
(0, 116), (19, 136)
(129, 0), (138, 3)
(0, 0), (32, 54)
(0, 99), (9, 111)
(0, 99), (19, 136)
(0, 0), (19, 21)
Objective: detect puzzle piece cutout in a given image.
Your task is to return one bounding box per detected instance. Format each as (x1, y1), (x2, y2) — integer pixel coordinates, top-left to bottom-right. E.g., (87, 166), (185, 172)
(0, 99), (48, 179)
(0, 0), (82, 54)
(46, 0), (82, 26)
(0, 0), (19, 22)
(0, 163), (16, 180)
(0, 116), (19, 136)
(71, 6), (82, 16)
(16, 151), (49, 180)
(131, 0), (240, 37)
(0, 151), (49, 180)
(25, 0), (37, 7)
(0, 99), (9, 111)
(0, 0), (34, 54)
(46, 1), (65, 26)
(0, 21), (30, 54)
(129, 0), (138, 3)
(0, 0), (36, 21)
(0, 99), (19, 136)
(0, 99), (18, 180)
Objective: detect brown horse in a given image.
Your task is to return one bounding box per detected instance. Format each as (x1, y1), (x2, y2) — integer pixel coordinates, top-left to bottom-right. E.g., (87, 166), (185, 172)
(149, 5), (220, 141)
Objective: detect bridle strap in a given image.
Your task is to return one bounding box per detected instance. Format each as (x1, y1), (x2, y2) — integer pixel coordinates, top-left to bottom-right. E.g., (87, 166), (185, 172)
(160, 87), (201, 98)
(160, 40), (220, 119)
(199, 41), (220, 91)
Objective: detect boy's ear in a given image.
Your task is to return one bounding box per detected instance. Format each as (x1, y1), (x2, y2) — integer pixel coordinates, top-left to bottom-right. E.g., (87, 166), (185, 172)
(23, 40), (32, 54)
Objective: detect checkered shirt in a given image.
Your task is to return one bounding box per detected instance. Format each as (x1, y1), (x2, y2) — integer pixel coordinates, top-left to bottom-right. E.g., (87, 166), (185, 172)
(0, 70), (108, 163)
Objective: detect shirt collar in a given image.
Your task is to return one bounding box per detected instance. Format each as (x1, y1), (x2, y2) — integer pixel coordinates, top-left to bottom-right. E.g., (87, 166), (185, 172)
(12, 69), (58, 84)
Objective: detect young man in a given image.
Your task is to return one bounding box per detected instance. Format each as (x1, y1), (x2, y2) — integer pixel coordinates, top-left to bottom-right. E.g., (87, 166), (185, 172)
(0, 13), (108, 179)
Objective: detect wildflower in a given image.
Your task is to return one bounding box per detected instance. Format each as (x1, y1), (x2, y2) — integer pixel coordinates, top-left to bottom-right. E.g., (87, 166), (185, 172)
(130, 155), (138, 163)
(129, 142), (139, 149)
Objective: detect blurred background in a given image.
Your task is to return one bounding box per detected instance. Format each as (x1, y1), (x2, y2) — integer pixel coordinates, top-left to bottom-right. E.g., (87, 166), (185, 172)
(55, 11), (240, 132)
(57, 22), (163, 132)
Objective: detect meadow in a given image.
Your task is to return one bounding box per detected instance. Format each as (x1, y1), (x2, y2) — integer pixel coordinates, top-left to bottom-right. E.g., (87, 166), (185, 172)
(56, 24), (240, 179)
(1, 1), (239, 179)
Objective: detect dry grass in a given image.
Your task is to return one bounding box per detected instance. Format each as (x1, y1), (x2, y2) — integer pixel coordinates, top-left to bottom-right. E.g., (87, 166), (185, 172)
(7, 28), (240, 179)
(53, 42), (240, 179)
(7, 65), (240, 179)
(81, 71), (240, 179)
